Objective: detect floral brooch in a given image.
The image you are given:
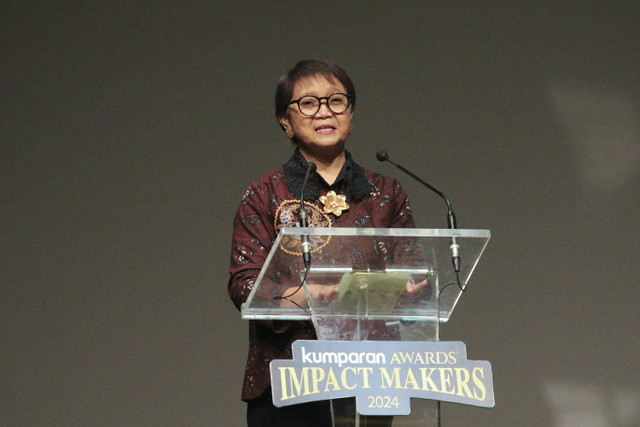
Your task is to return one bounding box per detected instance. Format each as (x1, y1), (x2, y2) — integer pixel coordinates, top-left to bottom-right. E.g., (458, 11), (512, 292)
(319, 191), (349, 217)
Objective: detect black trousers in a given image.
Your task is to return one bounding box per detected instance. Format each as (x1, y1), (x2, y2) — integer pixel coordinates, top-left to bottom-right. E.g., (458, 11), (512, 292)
(247, 390), (392, 427)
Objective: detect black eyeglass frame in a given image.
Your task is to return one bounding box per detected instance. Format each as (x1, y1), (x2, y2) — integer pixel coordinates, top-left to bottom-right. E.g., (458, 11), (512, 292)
(287, 92), (352, 116)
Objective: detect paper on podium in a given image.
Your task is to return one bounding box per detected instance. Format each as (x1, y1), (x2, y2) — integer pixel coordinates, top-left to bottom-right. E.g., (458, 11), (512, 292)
(331, 271), (410, 312)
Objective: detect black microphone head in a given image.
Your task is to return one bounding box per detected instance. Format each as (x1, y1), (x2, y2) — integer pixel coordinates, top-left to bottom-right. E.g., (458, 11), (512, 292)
(376, 150), (389, 162)
(307, 161), (317, 172)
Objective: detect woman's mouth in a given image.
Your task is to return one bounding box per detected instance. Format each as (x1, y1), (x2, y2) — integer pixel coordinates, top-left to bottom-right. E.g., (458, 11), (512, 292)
(315, 125), (336, 134)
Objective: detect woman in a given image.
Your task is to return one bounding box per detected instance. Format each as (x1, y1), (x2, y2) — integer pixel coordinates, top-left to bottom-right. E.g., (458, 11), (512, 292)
(228, 59), (415, 426)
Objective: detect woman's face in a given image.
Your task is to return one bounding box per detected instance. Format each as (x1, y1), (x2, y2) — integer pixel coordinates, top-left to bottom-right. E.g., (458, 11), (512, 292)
(279, 74), (353, 159)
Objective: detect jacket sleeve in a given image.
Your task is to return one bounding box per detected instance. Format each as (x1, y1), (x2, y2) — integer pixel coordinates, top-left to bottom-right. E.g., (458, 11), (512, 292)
(228, 184), (276, 311)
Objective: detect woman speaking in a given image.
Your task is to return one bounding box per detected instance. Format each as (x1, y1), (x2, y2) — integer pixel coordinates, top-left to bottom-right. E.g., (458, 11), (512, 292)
(228, 59), (415, 426)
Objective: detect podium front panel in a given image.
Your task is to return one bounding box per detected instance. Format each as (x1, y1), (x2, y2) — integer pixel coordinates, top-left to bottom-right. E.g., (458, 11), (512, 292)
(241, 227), (490, 323)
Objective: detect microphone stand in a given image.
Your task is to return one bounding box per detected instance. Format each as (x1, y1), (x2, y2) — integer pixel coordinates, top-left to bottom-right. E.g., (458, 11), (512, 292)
(376, 150), (461, 273)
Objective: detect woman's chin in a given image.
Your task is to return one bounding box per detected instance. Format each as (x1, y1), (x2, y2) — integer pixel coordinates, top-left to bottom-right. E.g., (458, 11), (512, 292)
(299, 140), (346, 158)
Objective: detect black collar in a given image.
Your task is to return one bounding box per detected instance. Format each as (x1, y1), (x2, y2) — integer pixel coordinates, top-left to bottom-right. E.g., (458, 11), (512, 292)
(283, 148), (371, 202)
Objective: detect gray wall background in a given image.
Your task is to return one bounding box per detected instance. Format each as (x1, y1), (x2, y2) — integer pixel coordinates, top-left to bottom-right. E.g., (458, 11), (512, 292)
(3, 1), (639, 426)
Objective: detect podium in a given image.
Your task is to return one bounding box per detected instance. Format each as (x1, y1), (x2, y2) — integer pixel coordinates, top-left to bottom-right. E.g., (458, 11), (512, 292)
(242, 227), (491, 426)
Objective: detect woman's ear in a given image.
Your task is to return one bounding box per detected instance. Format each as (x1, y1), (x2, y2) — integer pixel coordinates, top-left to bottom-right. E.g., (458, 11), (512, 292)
(279, 115), (295, 139)
(279, 115), (290, 131)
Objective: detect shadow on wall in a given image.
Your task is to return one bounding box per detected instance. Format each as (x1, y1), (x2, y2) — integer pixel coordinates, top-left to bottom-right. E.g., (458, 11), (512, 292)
(543, 380), (640, 427)
(547, 80), (640, 192)
(543, 80), (640, 426)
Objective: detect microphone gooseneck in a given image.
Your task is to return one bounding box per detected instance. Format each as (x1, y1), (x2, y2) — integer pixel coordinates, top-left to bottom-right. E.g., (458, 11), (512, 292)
(376, 150), (461, 273)
(271, 161), (317, 309)
(299, 161), (316, 269)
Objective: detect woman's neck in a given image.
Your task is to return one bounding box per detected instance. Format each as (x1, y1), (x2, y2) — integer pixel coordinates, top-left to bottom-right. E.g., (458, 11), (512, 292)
(298, 148), (346, 186)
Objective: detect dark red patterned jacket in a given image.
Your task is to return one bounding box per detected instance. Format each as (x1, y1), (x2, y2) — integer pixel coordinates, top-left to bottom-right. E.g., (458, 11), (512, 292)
(228, 149), (414, 401)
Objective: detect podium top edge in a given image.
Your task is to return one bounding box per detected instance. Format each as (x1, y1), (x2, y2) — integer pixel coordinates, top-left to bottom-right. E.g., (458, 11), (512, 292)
(279, 227), (491, 238)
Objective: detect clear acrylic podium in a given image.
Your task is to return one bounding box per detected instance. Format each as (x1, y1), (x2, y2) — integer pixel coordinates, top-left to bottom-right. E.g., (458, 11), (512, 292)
(241, 227), (491, 426)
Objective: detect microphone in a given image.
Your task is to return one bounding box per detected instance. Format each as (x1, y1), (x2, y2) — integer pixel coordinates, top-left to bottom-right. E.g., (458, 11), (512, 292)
(376, 150), (461, 273)
(299, 161), (316, 269)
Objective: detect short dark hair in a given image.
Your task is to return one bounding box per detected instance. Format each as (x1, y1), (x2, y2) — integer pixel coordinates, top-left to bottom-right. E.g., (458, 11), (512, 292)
(275, 59), (356, 130)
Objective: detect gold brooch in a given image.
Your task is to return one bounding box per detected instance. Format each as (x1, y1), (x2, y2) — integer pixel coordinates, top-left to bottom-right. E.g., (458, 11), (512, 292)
(319, 191), (349, 216)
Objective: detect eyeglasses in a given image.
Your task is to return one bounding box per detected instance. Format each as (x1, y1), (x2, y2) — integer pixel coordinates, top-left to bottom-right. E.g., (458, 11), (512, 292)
(287, 93), (351, 116)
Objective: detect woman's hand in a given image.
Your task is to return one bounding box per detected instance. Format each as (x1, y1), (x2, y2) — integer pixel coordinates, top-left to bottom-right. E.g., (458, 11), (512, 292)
(279, 283), (339, 308)
(404, 278), (429, 295)
(399, 277), (431, 304)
